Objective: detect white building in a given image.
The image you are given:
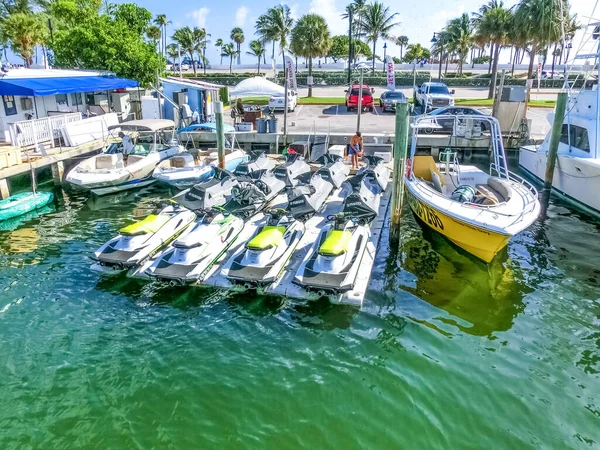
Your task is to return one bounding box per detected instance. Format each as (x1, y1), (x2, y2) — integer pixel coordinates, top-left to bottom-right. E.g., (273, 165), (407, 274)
(0, 67), (138, 144)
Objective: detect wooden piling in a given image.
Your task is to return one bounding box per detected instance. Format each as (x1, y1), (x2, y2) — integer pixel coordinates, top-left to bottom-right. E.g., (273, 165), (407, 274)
(543, 92), (568, 192)
(214, 101), (226, 169)
(0, 178), (9, 199)
(390, 101), (410, 246)
(51, 161), (64, 186)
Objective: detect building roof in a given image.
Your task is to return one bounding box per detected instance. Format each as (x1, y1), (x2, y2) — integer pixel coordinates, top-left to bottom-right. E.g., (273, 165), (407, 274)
(110, 119), (175, 132)
(163, 77), (225, 90)
(0, 68), (139, 96)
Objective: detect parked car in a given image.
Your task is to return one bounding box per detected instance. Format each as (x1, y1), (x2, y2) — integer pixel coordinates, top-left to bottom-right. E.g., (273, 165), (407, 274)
(379, 91), (407, 112)
(172, 63), (190, 72)
(268, 92), (297, 112)
(417, 106), (489, 134)
(413, 82), (455, 113)
(541, 70), (564, 79)
(345, 84), (375, 112)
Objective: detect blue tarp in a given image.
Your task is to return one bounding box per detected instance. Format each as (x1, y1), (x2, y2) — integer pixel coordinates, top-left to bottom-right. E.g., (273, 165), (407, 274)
(0, 76), (139, 96)
(178, 122), (235, 133)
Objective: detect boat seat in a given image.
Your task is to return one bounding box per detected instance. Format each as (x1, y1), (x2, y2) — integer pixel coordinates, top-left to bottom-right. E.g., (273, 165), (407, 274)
(96, 154), (122, 170)
(487, 178), (512, 202)
(246, 226), (285, 250)
(120, 214), (170, 236)
(169, 156), (188, 168)
(319, 230), (352, 256)
(430, 169), (445, 194)
(476, 184), (503, 205)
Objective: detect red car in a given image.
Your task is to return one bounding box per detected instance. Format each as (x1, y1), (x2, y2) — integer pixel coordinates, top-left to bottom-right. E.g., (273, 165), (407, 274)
(345, 84), (375, 112)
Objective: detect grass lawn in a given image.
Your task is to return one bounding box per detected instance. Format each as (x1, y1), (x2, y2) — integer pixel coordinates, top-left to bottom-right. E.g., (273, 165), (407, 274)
(241, 96), (557, 108)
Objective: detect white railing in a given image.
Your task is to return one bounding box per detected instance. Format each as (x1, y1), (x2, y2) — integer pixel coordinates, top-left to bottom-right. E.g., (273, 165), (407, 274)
(8, 112), (82, 148)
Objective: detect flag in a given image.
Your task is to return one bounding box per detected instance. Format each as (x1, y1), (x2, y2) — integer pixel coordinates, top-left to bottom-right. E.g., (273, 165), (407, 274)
(284, 55), (297, 92)
(384, 56), (395, 91)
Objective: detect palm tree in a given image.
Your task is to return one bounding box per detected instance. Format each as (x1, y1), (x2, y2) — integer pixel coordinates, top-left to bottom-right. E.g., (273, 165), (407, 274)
(215, 38), (224, 64)
(193, 28), (210, 74)
(290, 14), (331, 97)
(445, 14), (473, 76)
(146, 25), (162, 52)
(403, 43), (430, 63)
(231, 27), (245, 65)
(472, 0), (505, 74)
(154, 14), (171, 58)
(475, 1), (513, 97)
(395, 35), (408, 60)
(172, 27), (198, 75)
(255, 5), (294, 69)
(255, 14), (276, 63)
(247, 40), (266, 74)
(2, 12), (47, 67)
(221, 43), (239, 74)
(356, 2), (400, 72)
(166, 43), (178, 65)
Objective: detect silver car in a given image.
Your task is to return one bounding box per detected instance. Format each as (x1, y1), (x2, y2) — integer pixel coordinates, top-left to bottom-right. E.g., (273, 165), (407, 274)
(379, 91), (407, 112)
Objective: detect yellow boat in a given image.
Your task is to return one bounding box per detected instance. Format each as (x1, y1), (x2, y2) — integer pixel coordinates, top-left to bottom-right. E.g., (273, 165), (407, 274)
(405, 115), (540, 263)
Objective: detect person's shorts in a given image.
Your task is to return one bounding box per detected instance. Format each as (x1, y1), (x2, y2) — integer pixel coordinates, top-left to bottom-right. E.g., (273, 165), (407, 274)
(348, 146), (356, 155)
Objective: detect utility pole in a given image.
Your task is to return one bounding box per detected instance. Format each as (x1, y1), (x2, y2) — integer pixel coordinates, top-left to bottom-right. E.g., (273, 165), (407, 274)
(214, 101), (226, 169)
(347, 8), (353, 85)
(390, 100), (410, 246)
(438, 38), (444, 82)
(356, 67), (363, 133)
(283, 65), (289, 144)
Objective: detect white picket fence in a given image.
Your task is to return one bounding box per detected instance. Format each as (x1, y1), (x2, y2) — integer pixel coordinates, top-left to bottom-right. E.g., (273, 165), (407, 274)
(8, 113), (82, 148)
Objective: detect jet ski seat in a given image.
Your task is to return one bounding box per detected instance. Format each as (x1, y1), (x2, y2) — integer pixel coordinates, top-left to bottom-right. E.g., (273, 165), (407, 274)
(120, 214), (170, 236)
(319, 230), (351, 256)
(247, 226), (285, 250)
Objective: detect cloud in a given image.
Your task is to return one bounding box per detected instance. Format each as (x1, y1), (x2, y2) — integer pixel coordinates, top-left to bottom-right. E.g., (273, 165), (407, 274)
(308, 0), (346, 35)
(235, 6), (249, 27)
(289, 3), (300, 20)
(187, 7), (210, 28)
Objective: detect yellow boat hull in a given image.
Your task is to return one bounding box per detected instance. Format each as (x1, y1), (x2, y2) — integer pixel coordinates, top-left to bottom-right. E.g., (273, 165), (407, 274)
(407, 190), (510, 263)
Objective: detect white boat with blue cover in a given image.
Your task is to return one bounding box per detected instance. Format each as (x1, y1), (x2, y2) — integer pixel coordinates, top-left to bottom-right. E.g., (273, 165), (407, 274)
(66, 119), (183, 196)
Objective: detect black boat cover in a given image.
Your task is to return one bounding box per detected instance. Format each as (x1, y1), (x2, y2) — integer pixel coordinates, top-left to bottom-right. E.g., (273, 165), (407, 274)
(173, 167), (237, 211)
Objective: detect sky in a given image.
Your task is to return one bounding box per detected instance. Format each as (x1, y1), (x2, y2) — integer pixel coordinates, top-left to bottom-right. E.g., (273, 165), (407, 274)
(11, 0), (599, 66)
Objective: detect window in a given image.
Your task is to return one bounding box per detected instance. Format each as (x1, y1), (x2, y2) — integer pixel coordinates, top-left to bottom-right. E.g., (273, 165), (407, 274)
(56, 94), (68, 106)
(427, 85), (450, 95)
(560, 124), (590, 153)
(71, 92), (83, 106)
(3, 95), (17, 116)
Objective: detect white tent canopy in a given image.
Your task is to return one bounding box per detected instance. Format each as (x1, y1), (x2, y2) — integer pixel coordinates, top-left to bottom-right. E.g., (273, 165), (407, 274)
(229, 76), (285, 97)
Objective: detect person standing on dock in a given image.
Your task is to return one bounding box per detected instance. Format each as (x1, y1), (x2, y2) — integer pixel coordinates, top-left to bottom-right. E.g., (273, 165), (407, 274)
(348, 131), (363, 169)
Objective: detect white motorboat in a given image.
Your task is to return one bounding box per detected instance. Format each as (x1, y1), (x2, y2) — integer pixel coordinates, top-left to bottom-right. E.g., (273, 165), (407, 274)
(66, 119), (183, 195)
(152, 149), (248, 190)
(519, 25), (600, 217)
(406, 115), (540, 262)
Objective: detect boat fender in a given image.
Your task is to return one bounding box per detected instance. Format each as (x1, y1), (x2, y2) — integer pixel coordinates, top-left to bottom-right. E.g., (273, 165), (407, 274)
(406, 158), (412, 178)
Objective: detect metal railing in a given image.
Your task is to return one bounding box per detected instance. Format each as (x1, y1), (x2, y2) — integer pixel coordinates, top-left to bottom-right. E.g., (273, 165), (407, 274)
(8, 112), (82, 148)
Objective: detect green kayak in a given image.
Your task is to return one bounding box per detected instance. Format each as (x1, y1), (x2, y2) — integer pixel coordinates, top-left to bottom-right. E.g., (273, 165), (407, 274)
(0, 192), (54, 222)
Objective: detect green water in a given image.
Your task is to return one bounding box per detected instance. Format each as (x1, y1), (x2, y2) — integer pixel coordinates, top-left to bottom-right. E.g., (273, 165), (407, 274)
(0, 182), (599, 449)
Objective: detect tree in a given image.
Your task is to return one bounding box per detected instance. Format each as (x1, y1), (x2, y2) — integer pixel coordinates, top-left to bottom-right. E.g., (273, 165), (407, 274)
(473, 1), (513, 97)
(193, 27), (210, 74)
(172, 27), (198, 74)
(246, 39), (265, 73)
(153, 13), (170, 57)
(402, 43), (430, 63)
(230, 27), (244, 65)
(166, 42), (178, 64)
(290, 14), (331, 97)
(1, 12), (47, 67)
(445, 14), (473, 75)
(221, 42), (238, 73)
(215, 38), (224, 64)
(48, 1), (164, 85)
(395, 35), (408, 59)
(356, 2), (400, 72)
(327, 35), (371, 62)
(146, 25), (161, 52)
(255, 5), (293, 69)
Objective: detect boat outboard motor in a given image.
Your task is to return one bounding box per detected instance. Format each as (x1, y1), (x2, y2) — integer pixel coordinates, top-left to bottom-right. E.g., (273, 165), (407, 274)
(358, 155), (391, 191)
(173, 167), (238, 211)
(287, 173), (334, 220)
(315, 158), (350, 189)
(274, 153), (311, 187)
(234, 150), (275, 178)
(342, 178), (381, 224)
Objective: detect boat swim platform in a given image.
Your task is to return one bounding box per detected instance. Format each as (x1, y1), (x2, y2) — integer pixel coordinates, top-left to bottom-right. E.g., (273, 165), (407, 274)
(0, 139), (105, 199)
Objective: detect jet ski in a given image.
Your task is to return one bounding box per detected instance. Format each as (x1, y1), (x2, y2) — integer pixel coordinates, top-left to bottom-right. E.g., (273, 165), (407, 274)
(145, 209), (244, 285)
(233, 150), (276, 179)
(153, 150), (247, 190)
(287, 172), (335, 221)
(273, 153), (311, 187)
(223, 171), (286, 220)
(314, 156), (350, 189)
(293, 177), (381, 293)
(172, 167), (238, 212)
(222, 208), (305, 285)
(357, 155), (391, 191)
(91, 203), (196, 273)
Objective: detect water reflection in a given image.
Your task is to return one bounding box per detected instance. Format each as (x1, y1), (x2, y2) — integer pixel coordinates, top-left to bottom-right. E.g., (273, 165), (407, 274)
(290, 297), (358, 331)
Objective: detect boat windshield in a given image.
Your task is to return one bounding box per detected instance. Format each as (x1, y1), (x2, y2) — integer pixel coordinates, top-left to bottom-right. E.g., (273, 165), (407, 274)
(105, 131), (174, 156)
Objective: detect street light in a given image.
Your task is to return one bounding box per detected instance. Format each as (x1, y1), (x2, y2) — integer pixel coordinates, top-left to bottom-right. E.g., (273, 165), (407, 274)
(383, 42), (387, 72)
(431, 32), (444, 82)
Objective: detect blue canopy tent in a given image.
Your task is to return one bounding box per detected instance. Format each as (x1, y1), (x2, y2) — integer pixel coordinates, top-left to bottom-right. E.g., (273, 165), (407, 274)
(0, 75), (139, 96)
